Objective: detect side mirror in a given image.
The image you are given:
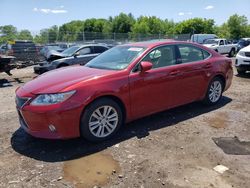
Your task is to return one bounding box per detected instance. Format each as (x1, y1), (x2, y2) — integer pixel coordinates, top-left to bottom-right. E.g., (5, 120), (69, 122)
(140, 61), (152, 73)
(74, 52), (80, 58)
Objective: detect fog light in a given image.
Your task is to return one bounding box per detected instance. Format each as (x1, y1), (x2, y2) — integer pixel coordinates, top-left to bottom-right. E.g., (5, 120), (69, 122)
(48, 125), (56, 132)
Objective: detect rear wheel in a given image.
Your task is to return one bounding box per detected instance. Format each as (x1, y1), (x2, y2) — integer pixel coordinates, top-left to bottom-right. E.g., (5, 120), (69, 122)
(203, 77), (223, 106)
(229, 48), (235, 57)
(80, 98), (123, 142)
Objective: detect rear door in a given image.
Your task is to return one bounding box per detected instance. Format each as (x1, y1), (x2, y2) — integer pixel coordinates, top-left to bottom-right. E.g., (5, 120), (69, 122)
(174, 44), (212, 104)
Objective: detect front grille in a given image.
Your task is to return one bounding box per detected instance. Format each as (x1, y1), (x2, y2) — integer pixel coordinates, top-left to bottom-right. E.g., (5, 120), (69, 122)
(16, 96), (30, 108)
(245, 52), (250, 57)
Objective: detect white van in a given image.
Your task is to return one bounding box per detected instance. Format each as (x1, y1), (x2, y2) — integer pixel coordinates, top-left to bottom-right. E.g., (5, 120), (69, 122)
(190, 34), (218, 44)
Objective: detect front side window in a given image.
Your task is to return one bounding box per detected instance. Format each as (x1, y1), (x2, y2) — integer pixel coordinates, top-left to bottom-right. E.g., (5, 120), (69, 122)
(219, 40), (224, 45)
(61, 46), (79, 56)
(78, 47), (91, 55)
(178, 45), (205, 63)
(142, 45), (176, 69)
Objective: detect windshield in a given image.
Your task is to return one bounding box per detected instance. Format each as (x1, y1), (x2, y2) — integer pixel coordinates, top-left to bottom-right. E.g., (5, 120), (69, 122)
(61, 46), (79, 56)
(85, 46), (146, 70)
(204, 39), (218, 44)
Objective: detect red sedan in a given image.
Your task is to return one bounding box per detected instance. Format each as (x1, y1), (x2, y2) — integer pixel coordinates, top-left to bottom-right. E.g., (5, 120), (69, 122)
(15, 41), (233, 141)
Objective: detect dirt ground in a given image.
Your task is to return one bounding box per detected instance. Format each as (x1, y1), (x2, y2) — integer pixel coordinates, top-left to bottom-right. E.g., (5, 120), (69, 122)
(0, 63), (250, 188)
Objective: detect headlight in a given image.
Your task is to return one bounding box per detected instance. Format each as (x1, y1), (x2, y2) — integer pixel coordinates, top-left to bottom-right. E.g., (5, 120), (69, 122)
(238, 51), (245, 56)
(30, 90), (76, 106)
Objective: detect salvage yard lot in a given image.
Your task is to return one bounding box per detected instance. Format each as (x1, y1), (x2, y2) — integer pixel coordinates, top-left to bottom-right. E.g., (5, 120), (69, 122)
(0, 64), (250, 188)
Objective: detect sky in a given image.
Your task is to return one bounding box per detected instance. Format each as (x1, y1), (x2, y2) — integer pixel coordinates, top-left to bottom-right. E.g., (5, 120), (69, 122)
(0, 0), (250, 32)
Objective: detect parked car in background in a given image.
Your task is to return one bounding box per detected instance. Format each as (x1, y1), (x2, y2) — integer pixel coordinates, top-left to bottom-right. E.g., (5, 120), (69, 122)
(0, 44), (7, 54)
(203, 38), (237, 57)
(0, 55), (15, 75)
(235, 45), (250, 75)
(4, 40), (39, 62)
(34, 44), (109, 74)
(40, 44), (67, 59)
(190, 34), (218, 44)
(236, 38), (250, 52)
(16, 40), (233, 141)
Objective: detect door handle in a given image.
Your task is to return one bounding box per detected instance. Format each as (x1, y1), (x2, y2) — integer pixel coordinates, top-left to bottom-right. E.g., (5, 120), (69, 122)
(169, 70), (181, 76)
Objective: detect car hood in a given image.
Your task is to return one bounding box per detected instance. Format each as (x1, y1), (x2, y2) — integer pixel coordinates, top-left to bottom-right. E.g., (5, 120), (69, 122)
(19, 66), (116, 95)
(240, 45), (250, 52)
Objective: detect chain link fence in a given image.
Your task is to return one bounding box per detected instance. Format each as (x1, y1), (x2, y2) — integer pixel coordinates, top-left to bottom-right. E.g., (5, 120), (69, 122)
(0, 32), (191, 66)
(32, 31), (191, 45)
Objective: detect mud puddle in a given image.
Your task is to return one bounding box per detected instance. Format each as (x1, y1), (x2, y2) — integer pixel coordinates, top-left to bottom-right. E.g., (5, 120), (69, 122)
(205, 112), (230, 128)
(213, 137), (250, 155)
(63, 152), (120, 188)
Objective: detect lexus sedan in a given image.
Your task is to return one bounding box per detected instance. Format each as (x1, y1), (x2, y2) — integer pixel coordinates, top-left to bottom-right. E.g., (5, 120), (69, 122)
(16, 41), (233, 142)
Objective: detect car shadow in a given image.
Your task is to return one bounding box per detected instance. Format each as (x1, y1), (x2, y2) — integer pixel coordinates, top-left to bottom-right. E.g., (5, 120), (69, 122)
(235, 72), (250, 78)
(11, 96), (232, 162)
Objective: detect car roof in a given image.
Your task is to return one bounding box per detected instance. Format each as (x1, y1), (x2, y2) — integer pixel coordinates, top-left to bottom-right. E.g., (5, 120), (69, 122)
(121, 40), (197, 48)
(76, 44), (109, 48)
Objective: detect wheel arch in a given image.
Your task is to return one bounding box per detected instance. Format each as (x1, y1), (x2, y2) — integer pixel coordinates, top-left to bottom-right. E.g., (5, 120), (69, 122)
(79, 95), (127, 131)
(212, 74), (226, 91)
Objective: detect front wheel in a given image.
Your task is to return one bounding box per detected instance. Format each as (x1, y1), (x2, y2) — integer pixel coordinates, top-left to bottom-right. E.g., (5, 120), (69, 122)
(80, 98), (123, 142)
(203, 77), (223, 106)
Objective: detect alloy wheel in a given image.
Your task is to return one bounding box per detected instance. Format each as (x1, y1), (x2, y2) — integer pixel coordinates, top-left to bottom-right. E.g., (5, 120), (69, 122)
(88, 105), (119, 138)
(208, 80), (222, 103)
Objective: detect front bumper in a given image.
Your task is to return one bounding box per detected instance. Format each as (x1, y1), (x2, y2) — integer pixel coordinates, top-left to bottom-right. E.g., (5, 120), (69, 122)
(235, 55), (250, 71)
(33, 61), (55, 74)
(16, 96), (84, 139)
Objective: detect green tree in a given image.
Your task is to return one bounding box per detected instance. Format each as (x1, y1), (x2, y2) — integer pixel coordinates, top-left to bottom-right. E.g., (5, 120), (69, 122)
(227, 14), (249, 39)
(47, 25), (58, 43)
(111, 13), (135, 33)
(164, 19), (176, 35)
(17, 30), (33, 40)
(58, 20), (84, 42)
(132, 16), (167, 40)
(175, 18), (215, 34)
(214, 23), (230, 38)
(0, 25), (18, 43)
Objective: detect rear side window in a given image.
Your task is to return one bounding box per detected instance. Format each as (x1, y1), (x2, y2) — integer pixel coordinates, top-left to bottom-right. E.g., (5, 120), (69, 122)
(178, 45), (210, 63)
(94, 46), (108, 53)
(202, 50), (211, 59)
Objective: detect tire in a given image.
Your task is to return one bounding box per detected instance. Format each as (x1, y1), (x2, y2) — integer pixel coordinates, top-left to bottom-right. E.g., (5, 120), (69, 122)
(80, 98), (123, 142)
(203, 77), (223, 106)
(237, 69), (245, 75)
(214, 49), (218, 52)
(229, 48), (235, 57)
